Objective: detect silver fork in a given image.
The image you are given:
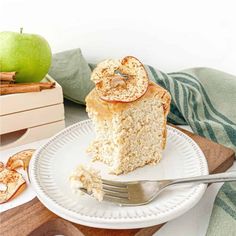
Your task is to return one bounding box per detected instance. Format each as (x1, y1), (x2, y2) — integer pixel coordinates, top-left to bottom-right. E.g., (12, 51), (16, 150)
(80, 172), (236, 206)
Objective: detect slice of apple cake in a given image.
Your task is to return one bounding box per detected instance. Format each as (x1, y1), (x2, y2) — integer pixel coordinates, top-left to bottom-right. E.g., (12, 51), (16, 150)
(86, 56), (171, 175)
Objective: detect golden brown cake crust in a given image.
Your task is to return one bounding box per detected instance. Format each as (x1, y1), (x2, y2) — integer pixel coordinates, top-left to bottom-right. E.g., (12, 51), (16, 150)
(86, 81), (171, 121)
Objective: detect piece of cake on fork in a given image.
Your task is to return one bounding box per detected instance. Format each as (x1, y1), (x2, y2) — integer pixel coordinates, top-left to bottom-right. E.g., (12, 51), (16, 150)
(86, 56), (171, 175)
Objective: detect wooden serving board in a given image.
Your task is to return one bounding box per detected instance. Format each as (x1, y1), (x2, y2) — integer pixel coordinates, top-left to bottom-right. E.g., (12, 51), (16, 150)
(1, 127), (235, 236)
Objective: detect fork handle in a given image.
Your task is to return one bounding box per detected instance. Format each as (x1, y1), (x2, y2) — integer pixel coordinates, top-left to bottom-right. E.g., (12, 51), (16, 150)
(169, 171), (236, 186)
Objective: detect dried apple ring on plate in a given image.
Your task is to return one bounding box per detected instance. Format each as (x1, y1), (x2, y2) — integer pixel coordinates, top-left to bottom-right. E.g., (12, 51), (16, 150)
(91, 56), (149, 102)
(0, 164), (26, 204)
(6, 149), (35, 171)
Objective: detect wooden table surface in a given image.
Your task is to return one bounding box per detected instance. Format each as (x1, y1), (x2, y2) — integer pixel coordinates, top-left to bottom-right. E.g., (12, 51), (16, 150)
(1, 127), (235, 236)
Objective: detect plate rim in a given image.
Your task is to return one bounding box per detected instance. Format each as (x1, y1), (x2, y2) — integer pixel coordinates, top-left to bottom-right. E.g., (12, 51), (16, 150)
(29, 119), (208, 229)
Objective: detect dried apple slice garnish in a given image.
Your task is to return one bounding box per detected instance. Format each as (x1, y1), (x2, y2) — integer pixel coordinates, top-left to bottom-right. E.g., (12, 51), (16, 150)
(0, 162), (4, 172)
(0, 166), (26, 204)
(91, 56), (149, 102)
(6, 149), (35, 171)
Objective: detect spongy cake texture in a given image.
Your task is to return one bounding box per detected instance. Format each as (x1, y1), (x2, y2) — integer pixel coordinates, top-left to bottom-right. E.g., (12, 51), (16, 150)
(86, 81), (171, 175)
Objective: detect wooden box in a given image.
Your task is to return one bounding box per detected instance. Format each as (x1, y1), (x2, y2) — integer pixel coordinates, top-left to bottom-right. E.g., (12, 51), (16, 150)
(0, 75), (65, 150)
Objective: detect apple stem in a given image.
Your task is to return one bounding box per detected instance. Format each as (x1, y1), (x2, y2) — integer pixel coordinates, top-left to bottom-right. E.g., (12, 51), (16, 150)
(20, 28), (23, 34)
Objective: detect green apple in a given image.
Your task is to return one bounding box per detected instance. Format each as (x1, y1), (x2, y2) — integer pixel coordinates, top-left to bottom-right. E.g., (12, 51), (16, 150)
(0, 29), (52, 83)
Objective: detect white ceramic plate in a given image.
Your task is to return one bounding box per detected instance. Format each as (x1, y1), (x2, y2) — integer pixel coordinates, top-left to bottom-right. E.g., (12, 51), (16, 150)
(29, 119), (208, 229)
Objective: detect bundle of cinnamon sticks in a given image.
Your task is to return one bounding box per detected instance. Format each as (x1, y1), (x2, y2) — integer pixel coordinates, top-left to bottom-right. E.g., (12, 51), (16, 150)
(0, 72), (55, 95)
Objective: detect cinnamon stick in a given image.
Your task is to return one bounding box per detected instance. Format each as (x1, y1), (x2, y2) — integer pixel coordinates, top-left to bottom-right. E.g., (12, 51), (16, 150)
(0, 81), (12, 85)
(0, 72), (16, 81)
(0, 82), (55, 89)
(0, 84), (41, 95)
(37, 82), (56, 89)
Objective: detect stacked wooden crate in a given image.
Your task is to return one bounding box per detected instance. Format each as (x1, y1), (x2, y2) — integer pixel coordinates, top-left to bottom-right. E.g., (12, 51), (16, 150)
(0, 75), (65, 150)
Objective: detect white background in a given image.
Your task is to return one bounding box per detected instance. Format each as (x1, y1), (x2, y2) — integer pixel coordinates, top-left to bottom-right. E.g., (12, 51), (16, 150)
(1, 0), (236, 75)
(1, 1), (236, 235)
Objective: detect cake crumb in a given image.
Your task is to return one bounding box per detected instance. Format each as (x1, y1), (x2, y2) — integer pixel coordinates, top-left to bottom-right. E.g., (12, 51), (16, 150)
(69, 165), (104, 201)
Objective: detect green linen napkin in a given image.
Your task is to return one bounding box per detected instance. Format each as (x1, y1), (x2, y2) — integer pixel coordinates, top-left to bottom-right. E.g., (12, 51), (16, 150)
(49, 48), (236, 235)
(49, 48), (94, 104)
